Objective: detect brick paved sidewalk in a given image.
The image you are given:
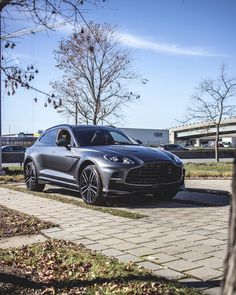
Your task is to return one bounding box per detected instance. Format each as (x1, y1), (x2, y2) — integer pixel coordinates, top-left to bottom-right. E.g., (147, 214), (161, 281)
(185, 179), (231, 193)
(0, 183), (231, 295)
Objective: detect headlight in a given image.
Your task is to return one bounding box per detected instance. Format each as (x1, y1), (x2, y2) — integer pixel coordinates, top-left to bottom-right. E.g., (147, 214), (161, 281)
(173, 155), (182, 165)
(103, 155), (134, 165)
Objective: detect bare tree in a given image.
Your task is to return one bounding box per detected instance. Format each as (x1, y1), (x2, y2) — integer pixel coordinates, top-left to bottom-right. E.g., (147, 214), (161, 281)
(0, 0), (104, 173)
(183, 65), (236, 162)
(51, 80), (81, 124)
(51, 22), (140, 125)
(0, 0), (104, 96)
(221, 158), (236, 294)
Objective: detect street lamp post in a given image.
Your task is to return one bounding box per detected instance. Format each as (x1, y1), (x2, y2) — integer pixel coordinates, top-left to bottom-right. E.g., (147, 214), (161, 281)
(0, 10), (5, 175)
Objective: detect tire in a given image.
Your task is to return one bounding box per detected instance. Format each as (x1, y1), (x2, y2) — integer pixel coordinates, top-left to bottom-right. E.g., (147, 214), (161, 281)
(24, 161), (45, 192)
(79, 165), (103, 205)
(153, 190), (178, 201)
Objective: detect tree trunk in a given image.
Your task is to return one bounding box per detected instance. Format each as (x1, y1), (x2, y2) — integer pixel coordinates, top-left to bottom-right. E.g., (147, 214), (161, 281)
(221, 158), (236, 294)
(215, 125), (220, 162)
(75, 102), (78, 125)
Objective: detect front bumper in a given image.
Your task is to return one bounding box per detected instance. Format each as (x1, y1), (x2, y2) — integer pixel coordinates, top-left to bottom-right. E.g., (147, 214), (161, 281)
(100, 162), (185, 196)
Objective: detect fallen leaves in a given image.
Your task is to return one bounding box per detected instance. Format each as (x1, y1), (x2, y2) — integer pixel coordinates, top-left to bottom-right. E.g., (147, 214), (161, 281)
(0, 239), (201, 295)
(0, 205), (56, 238)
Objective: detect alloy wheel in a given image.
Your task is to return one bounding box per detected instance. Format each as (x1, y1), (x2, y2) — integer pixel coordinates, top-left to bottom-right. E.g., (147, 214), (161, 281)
(25, 162), (36, 187)
(80, 166), (101, 204)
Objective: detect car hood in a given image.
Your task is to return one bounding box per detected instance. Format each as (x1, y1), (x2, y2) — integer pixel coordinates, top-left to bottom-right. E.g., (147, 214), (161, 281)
(85, 145), (176, 163)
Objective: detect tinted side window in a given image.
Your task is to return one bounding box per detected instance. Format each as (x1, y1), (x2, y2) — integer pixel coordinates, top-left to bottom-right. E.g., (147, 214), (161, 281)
(109, 131), (131, 144)
(2, 146), (12, 152)
(39, 129), (57, 146)
(12, 146), (25, 152)
(57, 129), (73, 146)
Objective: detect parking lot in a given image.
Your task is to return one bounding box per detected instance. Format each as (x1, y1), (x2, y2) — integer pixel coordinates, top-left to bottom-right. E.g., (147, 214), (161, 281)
(0, 180), (231, 294)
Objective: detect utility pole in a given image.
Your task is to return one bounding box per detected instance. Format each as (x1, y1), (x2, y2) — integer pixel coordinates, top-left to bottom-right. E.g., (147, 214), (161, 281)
(0, 9), (5, 175)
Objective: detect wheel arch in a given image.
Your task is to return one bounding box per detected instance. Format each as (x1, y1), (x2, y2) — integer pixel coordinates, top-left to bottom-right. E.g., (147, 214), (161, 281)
(23, 156), (41, 179)
(78, 160), (96, 180)
(23, 156), (34, 170)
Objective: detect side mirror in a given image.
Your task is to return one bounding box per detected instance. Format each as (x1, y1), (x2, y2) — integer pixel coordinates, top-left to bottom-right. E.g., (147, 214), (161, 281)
(136, 139), (143, 144)
(56, 138), (69, 147)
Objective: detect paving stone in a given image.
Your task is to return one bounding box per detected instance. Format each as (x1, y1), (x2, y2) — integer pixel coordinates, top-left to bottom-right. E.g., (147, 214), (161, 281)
(73, 238), (96, 245)
(198, 257), (224, 269)
(141, 232), (167, 239)
(127, 228), (148, 234)
(200, 238), (226, 247)
(113, 242), (141, 251)
(152, 235), (185, 244)
(41, 227), (62, 234)
(100, 228), (124, 235)
(99, 238), (124, 246)
(0, 234), (47, 249)
(125, 247), (160, 257)
(117, 254), (143, 263)
(185, 267), (222, 281)
(203, 287), (221, 295)
(139, 241), (175, 249)
(164, 259), (203, 272)
(85, 233), (109, 241)
(46, 230), (70, 239)
(115, 232), (137, 239)
(85, 243), (110, 252)
(61, 233), (85, 241)
(184, 234), (209, 242)
(145, 253), (180, 263)
(124, 236), (152, 244)
(101, 248), (125, 257)
(154, 268), (185, 280)
(213, 250), (227, 259)
(187, 244), (219, 254)
(176, 251), (212, 262)
(137, 261), (163, 271)
(162, 246), (192, 255)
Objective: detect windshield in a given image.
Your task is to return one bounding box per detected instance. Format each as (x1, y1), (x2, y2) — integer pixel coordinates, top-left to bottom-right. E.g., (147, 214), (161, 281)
(73, 128), (136, 146)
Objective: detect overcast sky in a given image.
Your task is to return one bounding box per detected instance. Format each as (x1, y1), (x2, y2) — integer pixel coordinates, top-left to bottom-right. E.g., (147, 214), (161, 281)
(2, 0), (236, 134)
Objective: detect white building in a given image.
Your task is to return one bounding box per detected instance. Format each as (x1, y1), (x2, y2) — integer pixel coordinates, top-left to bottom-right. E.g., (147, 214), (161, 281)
(120, 127), (169, 146)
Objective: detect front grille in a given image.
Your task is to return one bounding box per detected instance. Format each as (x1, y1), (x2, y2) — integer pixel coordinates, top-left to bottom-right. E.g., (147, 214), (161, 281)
(126, 162), (182, 185)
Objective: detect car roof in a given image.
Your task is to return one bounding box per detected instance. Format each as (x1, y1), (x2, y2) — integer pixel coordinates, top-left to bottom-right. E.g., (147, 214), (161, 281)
(45, 124), (117, 132)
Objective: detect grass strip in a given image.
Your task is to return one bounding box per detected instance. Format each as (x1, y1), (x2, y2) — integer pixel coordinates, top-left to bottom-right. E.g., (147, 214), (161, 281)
(0, 204), (56, 238)
(1, 185), (147, 220)
(0, 239), (201, 295)
(185, 162), (233, 178)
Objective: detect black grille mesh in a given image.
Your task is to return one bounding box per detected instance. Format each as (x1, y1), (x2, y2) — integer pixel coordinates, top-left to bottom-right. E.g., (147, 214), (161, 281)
(126, 162), (182, 185)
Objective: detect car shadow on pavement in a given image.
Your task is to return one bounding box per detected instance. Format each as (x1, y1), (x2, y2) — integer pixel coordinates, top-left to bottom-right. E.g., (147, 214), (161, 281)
(44, 187), (230, 209)
(179, 278), (222, 290)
